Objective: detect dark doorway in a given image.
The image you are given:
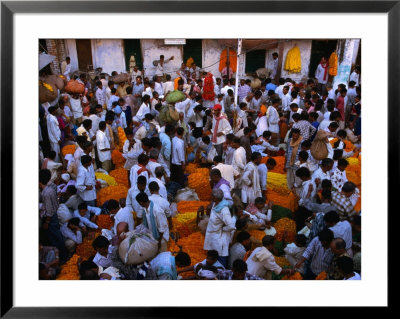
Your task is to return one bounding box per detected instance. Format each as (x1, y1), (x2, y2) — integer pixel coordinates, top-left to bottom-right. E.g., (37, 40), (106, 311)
(124, 39), (143, 71)
(39, 39), (47, 53)
(245, 49), (266, 74)
(76, 39), (93, 71)
(183, 39), (203, 68)
(308, 40), (338, 78)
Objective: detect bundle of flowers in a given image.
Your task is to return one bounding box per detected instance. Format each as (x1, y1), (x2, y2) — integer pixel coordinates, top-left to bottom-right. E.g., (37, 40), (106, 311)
(95, 172), (117, 186)
(346, 157), (359, 166)
(266, 190), (298, 213)
(172, 212), (198, 238)
(117, 127), (127, 152)
(261, 156), (285, 174)
(249, 229), (267, 242)
(346, 170), (361, 187)
(96, 214), (114, 230)
(109, 168), (129, 188)
(111, 149), (126, 169)
(188, 168), (212, 201)
(96, 185), (129, 206)
(315, 271), (327, 280)
(168, 232), (207, 278)
(282, 272), (303, 280)
(267, 172), (291, 196)
(177, 201), (210, 214)
(274, 217), (297, 242)
(275, 256), (291, 268)
(56, 254), (80, 280)
(61, 144), (76, 157)
(329, 138), (355, 152)
(184, 163), (199, 174)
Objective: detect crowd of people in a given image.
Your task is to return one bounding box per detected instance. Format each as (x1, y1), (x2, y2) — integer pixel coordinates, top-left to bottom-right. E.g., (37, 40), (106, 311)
(39, 52), (361, 280)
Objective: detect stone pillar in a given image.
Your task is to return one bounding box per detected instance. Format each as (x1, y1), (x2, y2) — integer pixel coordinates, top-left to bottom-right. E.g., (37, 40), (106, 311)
(333, 39), (357, 90)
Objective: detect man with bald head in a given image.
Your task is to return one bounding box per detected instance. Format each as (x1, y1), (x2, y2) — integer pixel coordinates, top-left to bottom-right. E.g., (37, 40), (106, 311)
(111, 222), (129, 246)
(327, 237), (351, 280)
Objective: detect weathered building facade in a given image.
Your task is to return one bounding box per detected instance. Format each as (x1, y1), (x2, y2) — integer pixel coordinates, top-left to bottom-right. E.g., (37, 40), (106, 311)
(42, 38), (360, 88)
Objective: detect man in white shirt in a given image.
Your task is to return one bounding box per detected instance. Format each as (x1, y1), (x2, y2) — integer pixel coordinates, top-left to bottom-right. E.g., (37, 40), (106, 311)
(246, 235), (294, 279)
(171, 127), (185, 187)
(314, 57), (329, 93)
(125, 175), (150, 219)
(136, 192), (169, 253)
(95, 81), (106, 108)
(270, 52), (279, 79)
(60, 217), (83, 253)
(324, 211), (353, 255)
(46, 106), (62, 162)
(212, 156), (239, 190)
(75, 155), (97, 206)
(148, 181), (173, 230)
(136, 94), (151, 121)
(155, 54), (174, 78)
(113, 199), (135, 235)
(96, 121), (113, 172)
(349, 66), (360, 87)
(163, 74), (175, 96)
(131, 65), (143, 84)
(61, 57), (71, 81)
(153, 76), (164, 98)
(312, 158), (334, 191)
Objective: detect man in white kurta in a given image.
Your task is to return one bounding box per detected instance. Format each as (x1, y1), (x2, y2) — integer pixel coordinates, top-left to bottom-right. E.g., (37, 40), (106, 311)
(96, 122), (112, 172)
(231, 141), (247, 177)
(75, 158), (97, 206)
(267, 101), (280, 135)
(211, 104), (232, 157)
(240, 154), (262, 205)
(113, 206), (135, 235)
(46, 106), (61, 162)
(203, 195), (236, 267)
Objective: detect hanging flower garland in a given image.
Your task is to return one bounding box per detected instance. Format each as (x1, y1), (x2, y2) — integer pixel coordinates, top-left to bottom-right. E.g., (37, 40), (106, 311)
(328, 52), (338, 76)
(284, 46), (302, 73)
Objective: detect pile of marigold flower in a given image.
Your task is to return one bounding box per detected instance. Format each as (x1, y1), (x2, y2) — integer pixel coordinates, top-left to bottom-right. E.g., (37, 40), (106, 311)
(111, 149), (126, 169)
(95, 172), (117, 186)
(56, 254), (80, 280)
(330, 138), (355, 153)
(184, 163), (199, 174)
(109, 168), (129, 188)
(168, 232), (207, 278)
(274, 256), (291, 268)
(315, 271), (327, 280)
(177, 201), (210, 214)
(117, 127), (127, 152)
(266, 190), (298, 212)
(61, 144), (76, 157)
(261, 156), (286, 174)
(188, 168), (212, 201)
(274, 217), (297, 242)
(282, 272), (303, 280)
(96, 185), (129, 206)
(267, 172), (291, 196)
(172, 212), (198, 238)
(96, 215), (114, 230)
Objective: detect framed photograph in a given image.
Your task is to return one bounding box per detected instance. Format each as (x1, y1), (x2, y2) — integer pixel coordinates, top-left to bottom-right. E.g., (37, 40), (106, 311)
(1, 0), (395, 317)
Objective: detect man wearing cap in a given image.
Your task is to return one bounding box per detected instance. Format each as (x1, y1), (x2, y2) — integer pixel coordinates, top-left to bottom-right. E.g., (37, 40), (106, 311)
(211, 104), (232, 157)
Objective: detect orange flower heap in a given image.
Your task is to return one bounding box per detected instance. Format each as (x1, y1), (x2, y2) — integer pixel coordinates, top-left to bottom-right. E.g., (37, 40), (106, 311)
(111, 149), (126, 169)
(282, 272), (303, 280)
(97, 214), (114, 230)
(76, 236), (97, 260)
(274, 217), (297, 242)
(267, 172), (291, 196)
(275, 256), (291, 268)
(315, 271), (327, 280)
(184, 163), (199, 174)
(249, 229), (267, 242)
(330, 138), (355, 153)
(117, 127), (127, 152)
(61, 144), (76, 157)
(188, 168), (212, 201)
(56, 254), (80, 280)
(177, 201), (211, 214)
(266, 190), (298, 212)
(109, 168), (129, 188)
(96, 185), (129, 206)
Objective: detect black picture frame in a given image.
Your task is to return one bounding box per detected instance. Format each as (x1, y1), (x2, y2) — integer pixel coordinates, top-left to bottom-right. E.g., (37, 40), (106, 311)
(1, 0), (395, 317)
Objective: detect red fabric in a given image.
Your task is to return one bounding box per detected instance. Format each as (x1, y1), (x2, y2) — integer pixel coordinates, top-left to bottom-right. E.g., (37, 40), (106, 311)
(202, 73), (215, 101)
(336, 96), (345, 120)
(137, 164), (151, 175)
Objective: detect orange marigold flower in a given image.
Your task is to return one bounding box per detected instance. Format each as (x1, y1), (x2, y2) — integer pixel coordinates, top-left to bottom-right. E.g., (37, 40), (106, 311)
(96, 185), (129, 206)
(96, 214), (114, 230)
(109, 168), (129, 188)
(111, 150), (126, 169)
(61, 144), (76, 157)
(274, 217), (297, 242)
(315, 271), (327, 280)
(282, 272), (303, 280)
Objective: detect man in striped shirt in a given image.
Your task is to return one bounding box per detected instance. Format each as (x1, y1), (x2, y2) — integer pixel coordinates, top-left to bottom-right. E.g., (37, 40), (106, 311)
(295, 228), (334, 279)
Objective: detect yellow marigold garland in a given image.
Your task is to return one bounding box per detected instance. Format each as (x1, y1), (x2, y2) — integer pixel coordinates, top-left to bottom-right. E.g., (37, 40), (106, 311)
(328, 52), (338, 76)
(267, 172), (291, 196)
(96, 185), (129, 206)
(172, 212), (198, 238)
(95, 173), (117, 186)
